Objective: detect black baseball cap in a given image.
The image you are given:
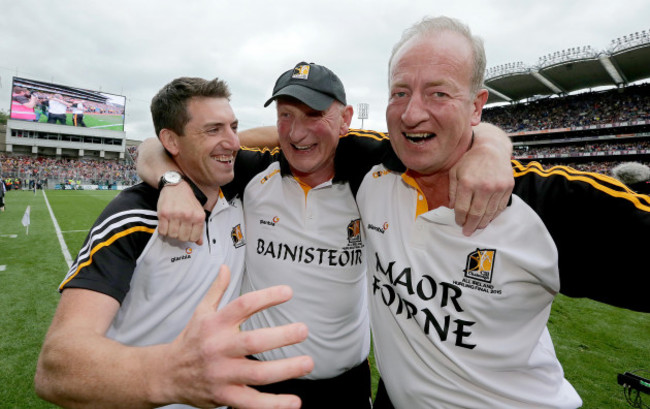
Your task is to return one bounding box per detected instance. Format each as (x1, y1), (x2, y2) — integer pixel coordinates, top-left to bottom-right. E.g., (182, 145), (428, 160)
(264, 61), (347, 111)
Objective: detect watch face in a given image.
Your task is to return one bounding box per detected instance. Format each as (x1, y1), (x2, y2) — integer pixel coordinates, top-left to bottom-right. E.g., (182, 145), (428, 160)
(164, 171), (182, 184)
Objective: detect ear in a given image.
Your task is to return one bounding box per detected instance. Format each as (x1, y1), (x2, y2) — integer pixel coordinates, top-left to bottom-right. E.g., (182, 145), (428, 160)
(340, 105), (354, 135)
(470, 89), (489, 126)
(159, 128), (180, 156)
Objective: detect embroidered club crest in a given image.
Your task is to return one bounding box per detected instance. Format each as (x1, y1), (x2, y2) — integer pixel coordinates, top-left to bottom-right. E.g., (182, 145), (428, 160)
(464, 248), (496, 283)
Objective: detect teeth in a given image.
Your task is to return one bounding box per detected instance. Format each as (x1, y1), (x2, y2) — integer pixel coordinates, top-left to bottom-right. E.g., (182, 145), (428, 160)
(404, 133), (435, 144)
(293, 144), (314, 151)
(405, 133), (433, 139)
(214, 155), (233, 163)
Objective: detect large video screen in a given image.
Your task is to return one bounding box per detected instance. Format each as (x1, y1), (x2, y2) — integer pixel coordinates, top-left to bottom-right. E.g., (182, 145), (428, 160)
(9, 77), (126, 132)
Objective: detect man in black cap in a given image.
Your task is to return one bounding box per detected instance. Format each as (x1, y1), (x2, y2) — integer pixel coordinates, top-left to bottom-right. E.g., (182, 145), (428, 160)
(136, 61), (513, 408)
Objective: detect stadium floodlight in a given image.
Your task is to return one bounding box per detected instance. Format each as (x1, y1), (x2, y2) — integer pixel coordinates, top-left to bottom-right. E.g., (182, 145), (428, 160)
(485, 61), (529, 79)
(610, 30), (650, 52)
(357, 103), (369, 129)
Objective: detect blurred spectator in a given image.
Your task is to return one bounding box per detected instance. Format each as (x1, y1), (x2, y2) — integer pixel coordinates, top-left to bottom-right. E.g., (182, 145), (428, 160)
(11, 87), (38, 121)
(611, 162), (650, 194)
(0, 177), (5, 211)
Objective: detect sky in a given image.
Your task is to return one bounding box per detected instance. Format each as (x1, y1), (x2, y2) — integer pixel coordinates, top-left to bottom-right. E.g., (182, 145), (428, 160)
(1, 0), (649, 141)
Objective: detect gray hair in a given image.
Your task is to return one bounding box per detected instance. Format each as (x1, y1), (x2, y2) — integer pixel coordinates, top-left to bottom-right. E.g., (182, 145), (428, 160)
(611, 162), (650, 185)
(388, 16), (487, 94)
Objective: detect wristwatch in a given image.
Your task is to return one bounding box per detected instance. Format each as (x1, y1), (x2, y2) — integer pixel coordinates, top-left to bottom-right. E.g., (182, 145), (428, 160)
(158, 170), (184, 190)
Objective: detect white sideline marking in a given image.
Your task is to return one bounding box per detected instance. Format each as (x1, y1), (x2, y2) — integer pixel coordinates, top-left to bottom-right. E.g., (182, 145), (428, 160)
(43, 190), (74, 269)
(0, 234), (18, 238)
(0, 265), (5, 272)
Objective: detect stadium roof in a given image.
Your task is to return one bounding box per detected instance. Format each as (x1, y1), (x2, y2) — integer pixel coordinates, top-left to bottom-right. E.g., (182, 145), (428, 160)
(484, 30), (650, 105)
(13, 77), (113, 105)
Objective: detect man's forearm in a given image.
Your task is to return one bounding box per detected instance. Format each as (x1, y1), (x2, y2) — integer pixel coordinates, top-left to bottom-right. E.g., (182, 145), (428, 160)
(136, 138), (180, 188)
(472, 122), (512, 158)
(34, 291), (173, 408)
(239, 126), (279, 149)
(450, 122), (514, 235)
(36, 331), (172, 408)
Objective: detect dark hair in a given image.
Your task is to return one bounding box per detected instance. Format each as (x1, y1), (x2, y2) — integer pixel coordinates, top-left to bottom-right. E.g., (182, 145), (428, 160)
(150, 77), (231, 137)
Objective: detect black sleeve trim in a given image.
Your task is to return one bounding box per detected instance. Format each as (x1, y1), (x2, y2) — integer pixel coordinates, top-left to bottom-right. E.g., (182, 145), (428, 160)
(512, 160), (650, 312)
(224, 147), (279, 198)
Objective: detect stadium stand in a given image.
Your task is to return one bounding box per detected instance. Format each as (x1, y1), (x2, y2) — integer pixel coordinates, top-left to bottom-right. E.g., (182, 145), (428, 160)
(482, 28), (650, 178)
(482, 83), (650, 175)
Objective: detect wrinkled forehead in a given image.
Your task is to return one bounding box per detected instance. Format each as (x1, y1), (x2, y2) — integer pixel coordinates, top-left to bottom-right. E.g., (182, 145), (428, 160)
(389, 32), (474, 83)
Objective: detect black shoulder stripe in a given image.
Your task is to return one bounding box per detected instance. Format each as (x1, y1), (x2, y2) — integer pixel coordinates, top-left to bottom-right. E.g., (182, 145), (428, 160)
(66, 209), (158, 276)
(342, 128), (389, 141)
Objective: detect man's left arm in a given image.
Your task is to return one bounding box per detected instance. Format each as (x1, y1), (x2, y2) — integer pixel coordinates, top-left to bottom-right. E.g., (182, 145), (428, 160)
(451, 122), (514, 236)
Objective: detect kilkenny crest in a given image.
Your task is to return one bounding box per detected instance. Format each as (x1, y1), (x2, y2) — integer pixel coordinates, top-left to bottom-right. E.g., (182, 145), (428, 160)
(231, 224), (246, 248)
(464, 248), (496, 283)
(347, 219), (362, 244)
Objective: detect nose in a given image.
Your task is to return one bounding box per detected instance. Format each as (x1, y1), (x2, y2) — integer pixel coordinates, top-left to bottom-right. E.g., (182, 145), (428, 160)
(289, 116), (309, 143)
(227, 127), (241, 151)
(401, 93), (429, 128)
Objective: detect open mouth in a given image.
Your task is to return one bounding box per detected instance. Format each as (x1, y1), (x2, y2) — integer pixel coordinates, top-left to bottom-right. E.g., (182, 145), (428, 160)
(213, 154), (234, 164)
(292, 143), (316, 151)
(404, 133), (436, 144)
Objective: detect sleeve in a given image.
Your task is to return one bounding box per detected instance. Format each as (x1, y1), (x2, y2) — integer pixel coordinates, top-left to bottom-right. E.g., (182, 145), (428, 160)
(335, 129), (392, 195)
(223, 147), (279, 197)
(512, 160), (650, 312)
(58, 186), (158, 304)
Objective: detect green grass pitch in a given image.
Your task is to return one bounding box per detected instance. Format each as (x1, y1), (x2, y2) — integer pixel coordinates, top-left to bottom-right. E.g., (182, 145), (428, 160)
(0, 189), (647, 408)
(36, 113), (124, 131)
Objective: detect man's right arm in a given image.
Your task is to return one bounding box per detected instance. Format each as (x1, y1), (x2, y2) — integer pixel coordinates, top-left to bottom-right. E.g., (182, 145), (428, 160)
(35, 266), (313, 409)
(136, 132), (279, 244)
(239, 126), (279, 149)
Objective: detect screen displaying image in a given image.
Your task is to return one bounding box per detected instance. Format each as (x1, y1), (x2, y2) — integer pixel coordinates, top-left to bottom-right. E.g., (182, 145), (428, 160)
(9, 77), (126, 132)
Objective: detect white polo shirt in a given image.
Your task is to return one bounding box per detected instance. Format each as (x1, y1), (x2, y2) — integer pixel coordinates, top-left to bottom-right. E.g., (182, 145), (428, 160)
(357, 165), (581, 408)
(353, 157), (650, 408)
(240, 160), (370, 380)
(48, 98), (68, 115)
(60, 184), (245, 409)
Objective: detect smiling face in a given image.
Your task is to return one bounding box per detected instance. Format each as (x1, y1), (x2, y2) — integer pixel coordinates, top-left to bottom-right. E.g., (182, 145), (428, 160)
(162, 96), (240, 197)
(386, 31), (488, 176)
(276, 97), (352, 187)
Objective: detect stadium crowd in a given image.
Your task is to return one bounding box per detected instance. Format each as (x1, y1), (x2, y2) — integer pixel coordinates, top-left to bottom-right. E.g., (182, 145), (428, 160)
(0, 153), (138, 188)
(482, 83), (650, 179)
(482, 83), (650, 133)
(540, 160), (647, 174)
(513, 140), (650, 157)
